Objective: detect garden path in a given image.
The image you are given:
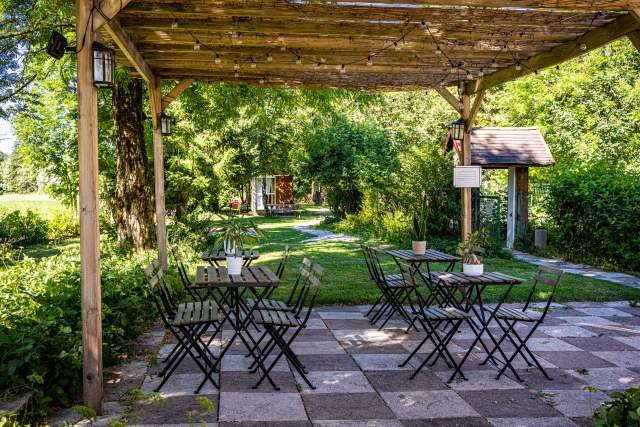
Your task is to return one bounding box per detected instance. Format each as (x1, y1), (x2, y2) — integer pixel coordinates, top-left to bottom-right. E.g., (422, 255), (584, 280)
(294, 217), (358, 244)
(511, 250), (640, 290)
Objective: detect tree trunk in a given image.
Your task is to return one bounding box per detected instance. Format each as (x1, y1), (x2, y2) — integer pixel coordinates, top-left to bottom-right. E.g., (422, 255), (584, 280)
(112, 78), (155, 251)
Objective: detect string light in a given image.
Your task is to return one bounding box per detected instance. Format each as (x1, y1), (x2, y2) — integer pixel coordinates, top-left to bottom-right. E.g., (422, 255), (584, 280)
(250, 57), (257, 68)
(315, 62), (321, 71)
(259, 77), (265, 84)
(296, 56), (302, 65)
(366, 56), (373, 66)
(466, 70), (473, 80)
(234, 70), (239, 78)
(280, 45), (286, 52)
(320, 57), (326, 63)
(193, 39), (201, 51)
(340, 64), (346, 74)
(234, 60), (240, 70)
(214, 53), (221, 64)
(515, 61), (522, 71)
(491, 58), (498, 68)
(435, 46), (443, 56)
(450, 65), (457, 73)
(478, 69), (484, 78)
(579, 43), (587, 50)
(267, 53), (273, 62)
(171, 20), (179, 29)
(393, 41), (400, 50)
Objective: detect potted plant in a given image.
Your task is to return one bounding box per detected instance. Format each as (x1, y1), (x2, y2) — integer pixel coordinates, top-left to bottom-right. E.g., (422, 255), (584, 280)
(210, 215), (263, 275)
(410, 195), (429, 255)
(459, 231), (485, 276)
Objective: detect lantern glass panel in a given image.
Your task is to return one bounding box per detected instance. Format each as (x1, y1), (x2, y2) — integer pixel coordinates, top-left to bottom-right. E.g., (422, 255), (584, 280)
(451, 118), (466, 140)
(93, 43), (115, 87)
(161, 115), (171, 135)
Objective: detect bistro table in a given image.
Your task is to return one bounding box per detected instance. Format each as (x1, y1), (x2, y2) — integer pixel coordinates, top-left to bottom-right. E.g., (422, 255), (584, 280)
(192, 265), (280, 392)
(200, 249), (260, 267)
(427, 271), (524, 381)
(385, 249), (460, 307)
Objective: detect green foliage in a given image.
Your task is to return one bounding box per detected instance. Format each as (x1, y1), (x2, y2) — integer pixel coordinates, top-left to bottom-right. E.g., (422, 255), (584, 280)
(209, 215), (263, 255)
(459, 231), (484, 265)
(544, 166), (640, 271)
(0, 210), (48, 247)
(593, 388), (640, 427)
(0, 245), (155, 417)
(46, 210), (79, 241)
(410, 194), (429, 242)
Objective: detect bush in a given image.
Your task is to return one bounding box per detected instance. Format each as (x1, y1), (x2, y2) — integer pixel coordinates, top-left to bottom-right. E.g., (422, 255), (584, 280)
(545, 166), (640, 271)
(47, 210), (79, 241)
(0, 210), (48, 247)
(0, 245), (157, 418)
(593, 387), (640, 426)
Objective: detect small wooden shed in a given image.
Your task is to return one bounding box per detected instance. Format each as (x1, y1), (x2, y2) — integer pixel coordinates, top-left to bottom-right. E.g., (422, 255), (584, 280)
(248, 174), (294, 214)
(447, 127), (555, 248)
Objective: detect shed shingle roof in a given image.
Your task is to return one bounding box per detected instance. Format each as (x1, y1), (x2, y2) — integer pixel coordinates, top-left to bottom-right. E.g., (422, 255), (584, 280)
(469, 127), (555, 168)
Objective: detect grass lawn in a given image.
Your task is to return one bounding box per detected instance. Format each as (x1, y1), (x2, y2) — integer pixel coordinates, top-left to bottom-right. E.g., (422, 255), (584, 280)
(0, 193), (65, 218)
(224, 215), (640, 305)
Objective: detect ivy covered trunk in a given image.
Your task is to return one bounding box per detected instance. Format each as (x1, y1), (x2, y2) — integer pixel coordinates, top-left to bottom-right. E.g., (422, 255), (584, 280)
(112, 78), (155, 251)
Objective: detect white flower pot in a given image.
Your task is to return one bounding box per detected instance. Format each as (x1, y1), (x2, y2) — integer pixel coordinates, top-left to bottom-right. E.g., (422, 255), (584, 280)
(412, 240), (426, 255)
(463, 263), (484, 276)
(223, 239), (236, 255)
(227, 256), (243, 275)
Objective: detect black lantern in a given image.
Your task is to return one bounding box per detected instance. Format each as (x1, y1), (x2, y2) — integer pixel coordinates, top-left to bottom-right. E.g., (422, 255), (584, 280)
(451, 117), (466, 141)
(92, 42), (115, 88)
(161, 114), (172, 136)
(46, 30), (69, 59)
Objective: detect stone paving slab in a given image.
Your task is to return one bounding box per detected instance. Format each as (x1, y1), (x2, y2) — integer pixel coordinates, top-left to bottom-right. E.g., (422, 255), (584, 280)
(113, 302), (640, 426)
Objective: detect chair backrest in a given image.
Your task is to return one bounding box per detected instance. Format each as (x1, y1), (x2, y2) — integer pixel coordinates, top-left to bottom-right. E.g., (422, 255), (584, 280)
(298, 261), (325, 325)
(170, 246), (189, 286)
(524, 266), (563, 316)
(289, 257), (313, 310)
(398, 262), (417, 287)
(360, 244), (376, 281)
(275, 245), (290, 279)
(143, 259), (177, 317)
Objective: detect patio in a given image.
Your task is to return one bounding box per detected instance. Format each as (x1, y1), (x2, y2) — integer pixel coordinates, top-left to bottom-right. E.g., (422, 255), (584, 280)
(98, 300), (640, 426)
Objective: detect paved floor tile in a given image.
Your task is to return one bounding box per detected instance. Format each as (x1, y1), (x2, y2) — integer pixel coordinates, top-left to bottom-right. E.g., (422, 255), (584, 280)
(219, 392), (307, 422)
(612, 335), (640, 350)
(538, 325), (597, 338)
(323, 319), (380, 329)
(298, 354), (360, 371)
(401, 339), (465, 354)
(364, 370), (448, 392)
(545, 389), (610, 417)
(525, 338), (582, 352)
(291, 340), (346, 355)
(221, 354), (289, 372)
(505, 368), (587, 390)
(305, 318), (328, 329)
(592, 351), (640, 368)
(562, 336), (637, 351)
(303, 393), (396, 421)
(140, 373), (218, 397)
(573, 307), (632, 318)
(557, 316), (621, 327)
(566, 366), (640, 390)
(381, 390), (479, 419)
(295, 370), (374, 394)
(400, 418), (491, 426)
(318, 311), (367, 320)
(342, 341), (409, 354)
(534, 351), (614, 369)
(435, 369), (524, 391)
(332, 329), (408, 344)
(487, 417), (577, 427)
(352, 353), (415, 370)
(314, 420), (403, 427)
(458, 389), (562, 418)
(495, 351), (557, 370)
(292, 329), (337, 342)
(219, 371), (298, 392)
(129, 395), (219, 424)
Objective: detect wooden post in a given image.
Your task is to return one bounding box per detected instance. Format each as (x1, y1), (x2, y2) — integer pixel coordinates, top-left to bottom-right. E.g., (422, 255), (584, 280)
(77, 0), (103, 413)
(149, 80), (168, 270)
(506, 167), (517, 249)
(516, 166), (529, 237)
(461, 94), (472, 240)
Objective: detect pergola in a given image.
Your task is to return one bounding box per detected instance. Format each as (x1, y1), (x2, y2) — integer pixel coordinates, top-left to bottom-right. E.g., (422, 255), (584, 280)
(75, 0), (640, 412)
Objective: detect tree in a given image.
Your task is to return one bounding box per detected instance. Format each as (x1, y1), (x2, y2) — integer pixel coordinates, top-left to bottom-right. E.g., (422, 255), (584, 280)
(112, 77), (155, 251)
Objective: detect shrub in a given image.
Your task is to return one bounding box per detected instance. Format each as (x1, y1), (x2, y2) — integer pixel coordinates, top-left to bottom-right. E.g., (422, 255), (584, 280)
(545, 166), (640, 271)
(0, 210), (48, 247)
(47, 210), (79, 241)
(0, 245), (157, 418)
(593, 387), (640, 426)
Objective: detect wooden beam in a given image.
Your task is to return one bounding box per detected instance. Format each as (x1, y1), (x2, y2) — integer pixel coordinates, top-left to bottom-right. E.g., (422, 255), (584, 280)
(103, 17), (155, 84)
(162, 79), (194, 110)
(312, 0), (638, 10)
(461, 94), (472, 241)
(93, 0), (132, 30)
(465, 13), (640, 94)
(434, 85), (463, 115)
(93, 0), (133, 30)
(149, 80), (168, 271)
(628, 30), (640, 50)
(468, 90), (486, 130)
(77, 0), (103, 414)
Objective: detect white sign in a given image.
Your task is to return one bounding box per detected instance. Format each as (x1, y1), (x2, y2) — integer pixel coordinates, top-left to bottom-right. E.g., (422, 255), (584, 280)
(454, 166), (482, 188)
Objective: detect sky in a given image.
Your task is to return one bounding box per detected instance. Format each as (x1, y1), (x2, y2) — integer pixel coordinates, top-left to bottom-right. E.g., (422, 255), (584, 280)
(0, 118), (16, 154)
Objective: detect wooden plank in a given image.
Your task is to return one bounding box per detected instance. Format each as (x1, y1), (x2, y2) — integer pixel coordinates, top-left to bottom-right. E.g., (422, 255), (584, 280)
(466, 13), (640, 94)
(434, 85), (463, 114)
(468, 90), (485, 130)
(161, 78), (194, 110)
(77, 0), (103, 414)
(103, 17), (155, 84)
(628, 30), (640, 51)
(149, 80), (168, 270)
(461, 94), (472, 241)
(93, 0), (133, 30)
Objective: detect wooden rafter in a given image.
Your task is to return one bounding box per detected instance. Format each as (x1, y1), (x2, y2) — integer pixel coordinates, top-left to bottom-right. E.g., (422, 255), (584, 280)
(162, 79), (194, 110)
(434, 86), (463, 114)
(93, 0), (133, 30)
(465, 13), (640, 94)
(103, 18), (155, 84)
(628, 31), (640, 50)
(468, 91), (486, 129)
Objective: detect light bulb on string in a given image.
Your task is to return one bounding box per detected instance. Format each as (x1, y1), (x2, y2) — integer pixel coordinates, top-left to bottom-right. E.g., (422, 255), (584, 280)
(267, 53), (273, 62)
(214, 53), (221, 64)
(491, 58), (498, 68)
(234, 60), (240, 70)
(234, 70), (239, 78)
(296, 56), (302, 65)
(393, 41), (400, 50)
(280, 45), (286, 52)
(478, 69), (484, 78)
(259, 77), (265, 84)
(171, 20), (179, 29)
(315, 62), (321, 71)
(466, 70), (473, 80)
(250, 57), (256, 68)
(340, 64), (346, 74)
(366, 56), (373, 66)
(435, 46), (442, 56)
(579, 43), (587, 50)
(515, 61), (522, 71)
(193, 39), (201, 50)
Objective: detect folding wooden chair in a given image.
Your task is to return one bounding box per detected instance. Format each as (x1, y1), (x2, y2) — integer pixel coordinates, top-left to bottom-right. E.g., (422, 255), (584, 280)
(398, 263), (472, 382)
(245, 255), (310, 313)
(143, 259), (221, 393)
(482, 266), (563, 381)
(170, 246), (205, 302)
(249, 262), (325, 390)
